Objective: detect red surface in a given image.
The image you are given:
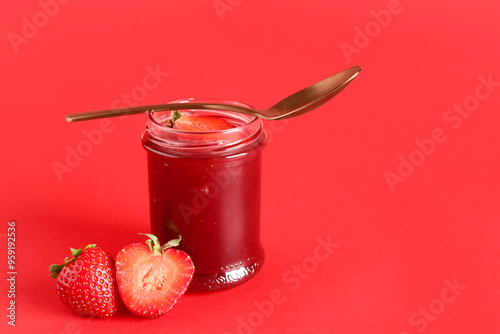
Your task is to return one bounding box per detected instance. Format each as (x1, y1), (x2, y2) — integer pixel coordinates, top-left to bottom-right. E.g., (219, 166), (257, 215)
(1, 0), (500, 333)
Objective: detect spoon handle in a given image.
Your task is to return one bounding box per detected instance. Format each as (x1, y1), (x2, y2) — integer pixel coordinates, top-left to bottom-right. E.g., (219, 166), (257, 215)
(65, 102), (257, 122)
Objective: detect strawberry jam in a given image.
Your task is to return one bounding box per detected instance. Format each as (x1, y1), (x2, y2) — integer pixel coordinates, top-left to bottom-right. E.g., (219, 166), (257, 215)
(142, 98), (267, 291)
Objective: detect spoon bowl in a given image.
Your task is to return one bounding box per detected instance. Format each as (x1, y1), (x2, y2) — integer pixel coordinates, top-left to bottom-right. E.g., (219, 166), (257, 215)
(65, 66), (362, 122)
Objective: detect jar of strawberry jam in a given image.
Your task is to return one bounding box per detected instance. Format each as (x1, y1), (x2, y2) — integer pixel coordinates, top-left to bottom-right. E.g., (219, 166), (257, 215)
(142, 98), (267, 291)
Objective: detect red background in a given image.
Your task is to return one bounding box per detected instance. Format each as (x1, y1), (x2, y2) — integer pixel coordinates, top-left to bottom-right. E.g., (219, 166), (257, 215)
(2, 0), (500, 333)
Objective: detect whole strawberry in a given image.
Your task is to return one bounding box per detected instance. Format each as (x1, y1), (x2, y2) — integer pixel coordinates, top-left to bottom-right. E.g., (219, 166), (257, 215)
(49, 244), (119, 317)
(116, 234), (194, 319)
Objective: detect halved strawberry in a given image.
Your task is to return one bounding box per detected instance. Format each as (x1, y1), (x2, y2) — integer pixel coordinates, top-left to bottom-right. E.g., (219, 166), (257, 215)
(115, 234), (194, 319)
(49, 244), (119, 317)
(168, 110), (234, 132)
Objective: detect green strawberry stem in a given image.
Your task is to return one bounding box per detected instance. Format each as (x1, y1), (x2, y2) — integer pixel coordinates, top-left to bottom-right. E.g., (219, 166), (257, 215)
(165, 110), (183, 128)
(49, 244), (96, 278)
(171, 110), (183, 122)
(139, 233), (182, 256)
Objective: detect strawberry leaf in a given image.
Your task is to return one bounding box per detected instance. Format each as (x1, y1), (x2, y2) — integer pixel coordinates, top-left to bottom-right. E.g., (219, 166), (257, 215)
(161, 235), (182, 251)
(139, 233), (182, 255)
(49, 244), (96, 278)
(49, 263), (66, 278)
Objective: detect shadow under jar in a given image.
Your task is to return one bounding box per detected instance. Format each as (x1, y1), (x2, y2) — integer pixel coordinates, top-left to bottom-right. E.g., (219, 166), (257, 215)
(142, 98), (267, 291)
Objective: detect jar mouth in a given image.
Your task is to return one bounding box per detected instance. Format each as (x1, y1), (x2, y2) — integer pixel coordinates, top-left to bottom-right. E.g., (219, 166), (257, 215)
(149, 98), (258, 133)
(143, 98), (265, 155)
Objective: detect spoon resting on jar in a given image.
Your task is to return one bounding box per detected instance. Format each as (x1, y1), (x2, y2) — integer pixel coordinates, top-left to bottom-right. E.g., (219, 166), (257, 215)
(65, 66), (362, 122)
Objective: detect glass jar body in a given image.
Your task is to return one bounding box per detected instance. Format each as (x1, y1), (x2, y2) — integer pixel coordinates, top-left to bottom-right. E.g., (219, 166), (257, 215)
(142, 99), (267, 291)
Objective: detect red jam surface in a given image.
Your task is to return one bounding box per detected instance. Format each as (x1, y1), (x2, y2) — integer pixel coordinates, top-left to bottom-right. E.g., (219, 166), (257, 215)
(142, 106), (266, 291)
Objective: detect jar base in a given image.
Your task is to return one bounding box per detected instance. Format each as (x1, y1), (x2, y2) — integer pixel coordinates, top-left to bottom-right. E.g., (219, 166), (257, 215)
(188, 254), (264, 292)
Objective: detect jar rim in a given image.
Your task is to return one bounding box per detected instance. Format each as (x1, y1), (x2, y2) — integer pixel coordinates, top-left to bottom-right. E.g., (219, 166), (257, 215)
(147, 98), (259, 135)
(142, 98), (266, 155)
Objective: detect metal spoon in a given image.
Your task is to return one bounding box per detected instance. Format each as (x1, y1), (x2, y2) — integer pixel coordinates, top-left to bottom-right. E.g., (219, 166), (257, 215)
(65, 66), (361, 122)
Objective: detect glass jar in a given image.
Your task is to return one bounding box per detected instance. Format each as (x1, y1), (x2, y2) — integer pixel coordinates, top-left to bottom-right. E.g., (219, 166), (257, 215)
(142, 98), (267, 291)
